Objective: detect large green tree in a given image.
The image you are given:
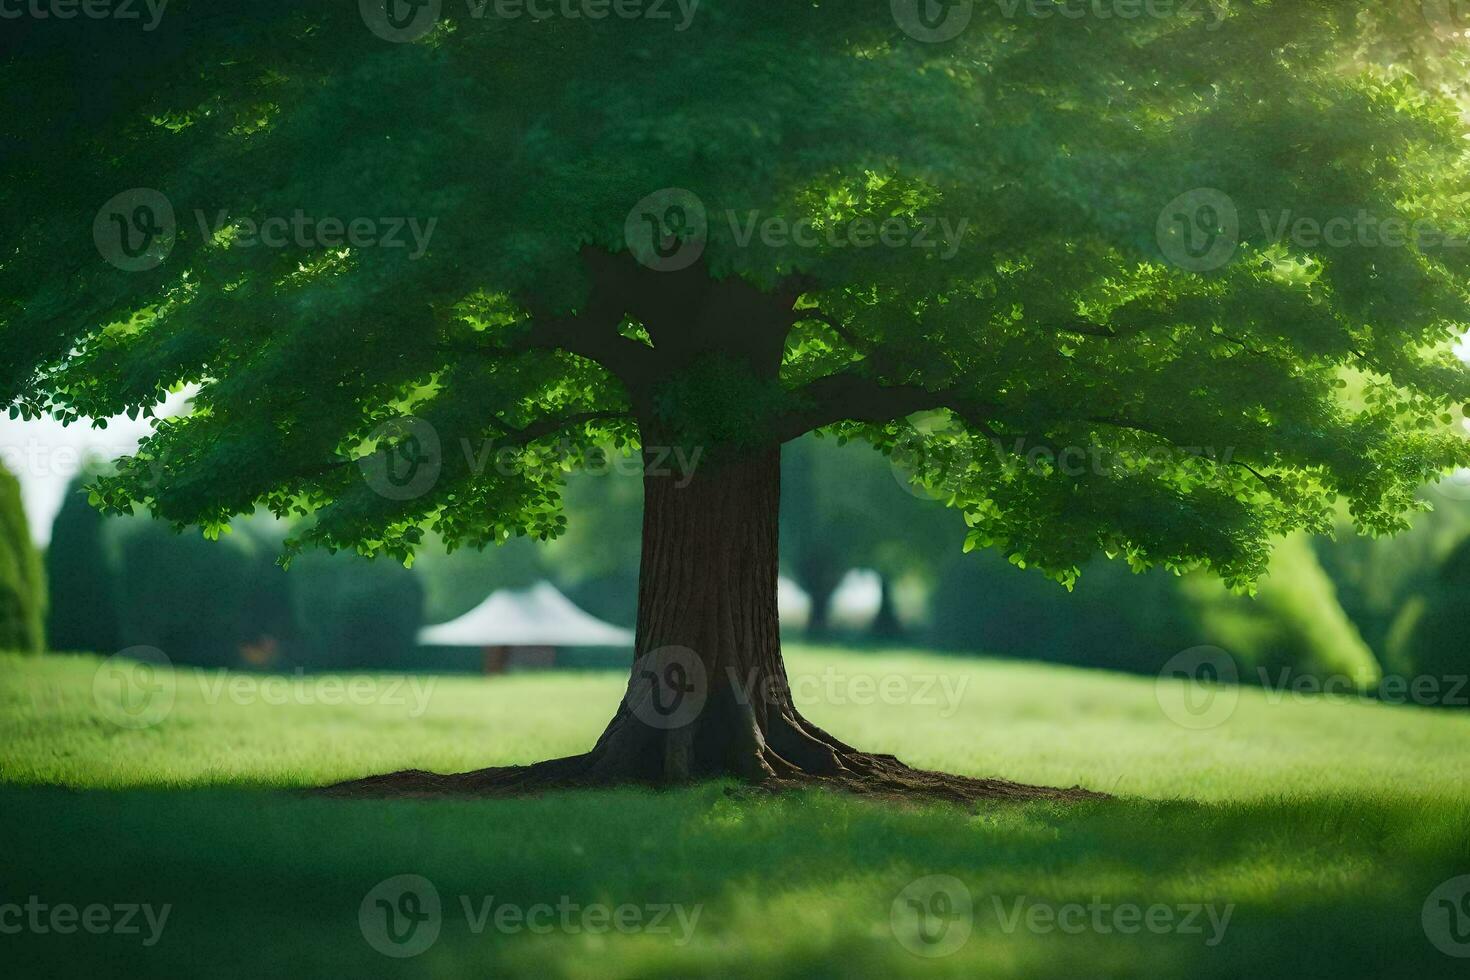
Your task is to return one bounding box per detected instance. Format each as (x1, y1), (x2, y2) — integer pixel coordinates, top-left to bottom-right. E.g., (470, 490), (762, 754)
(5, 2), (1470, 797)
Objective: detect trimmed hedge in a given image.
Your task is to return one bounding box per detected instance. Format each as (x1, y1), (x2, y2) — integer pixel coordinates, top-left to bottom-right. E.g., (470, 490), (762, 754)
(0, 462), (44, 653)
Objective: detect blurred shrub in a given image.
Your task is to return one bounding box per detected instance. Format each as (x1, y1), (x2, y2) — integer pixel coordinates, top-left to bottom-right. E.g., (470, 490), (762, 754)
(45, 475), (120, 654)
(928, 534), (1379, 686)
(285, 550), (423, 670)
(927, 549), (1193, 674)
(1384, 534), (1470, 692)
(0, 461), (44, 653)
(1182, 534), (1379, 689)
(1315, 495), (1470, 657)
(115, 517), (287, 668)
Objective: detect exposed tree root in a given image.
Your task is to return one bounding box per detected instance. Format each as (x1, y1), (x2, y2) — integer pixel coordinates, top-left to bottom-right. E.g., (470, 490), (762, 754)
(317, 708), (1106, 807)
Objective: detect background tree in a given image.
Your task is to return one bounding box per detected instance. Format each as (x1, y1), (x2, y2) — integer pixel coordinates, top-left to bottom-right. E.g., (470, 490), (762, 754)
(5, 3), (1470, 798)
(782, 432), (957, 637)
(781, 435), (879, 638)
(45, 473), (121, 654)
(0, 461), (44, 654)
(544, 462), (647, 629)
(114, 516), (275, 668)
(1384, 532), (1470, 700)
(286, 550), (424, 671)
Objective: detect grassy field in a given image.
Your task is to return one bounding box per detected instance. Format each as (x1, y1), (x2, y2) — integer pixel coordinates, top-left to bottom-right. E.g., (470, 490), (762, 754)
(2, 646), (1469, 978)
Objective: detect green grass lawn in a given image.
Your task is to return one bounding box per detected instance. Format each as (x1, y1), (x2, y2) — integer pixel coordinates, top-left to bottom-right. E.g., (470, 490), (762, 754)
(2, 646), (1469, 978)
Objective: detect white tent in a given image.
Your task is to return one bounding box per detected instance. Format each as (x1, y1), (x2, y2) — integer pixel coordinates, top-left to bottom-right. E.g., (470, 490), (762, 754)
(417, 581), (634, 648)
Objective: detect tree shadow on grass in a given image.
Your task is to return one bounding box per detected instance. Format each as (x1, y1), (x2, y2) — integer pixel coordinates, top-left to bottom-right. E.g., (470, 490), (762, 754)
(1, 785), (1466, 978)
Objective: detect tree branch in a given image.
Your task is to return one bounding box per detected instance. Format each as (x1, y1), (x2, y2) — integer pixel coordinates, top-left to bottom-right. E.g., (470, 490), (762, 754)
(1057, 322), (1118, 339)
(773, 369), (997, 443)
(439, 313), (654, 386)
(495, 410), (630, 446)
(798, 309), (869, 352)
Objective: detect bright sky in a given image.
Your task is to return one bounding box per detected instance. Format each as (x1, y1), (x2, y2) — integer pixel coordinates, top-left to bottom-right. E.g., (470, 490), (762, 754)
(0, 389), (194, 546)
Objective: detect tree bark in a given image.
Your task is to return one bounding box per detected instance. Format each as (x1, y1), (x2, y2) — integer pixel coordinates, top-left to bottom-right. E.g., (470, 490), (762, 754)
(567, 444), (852, 782)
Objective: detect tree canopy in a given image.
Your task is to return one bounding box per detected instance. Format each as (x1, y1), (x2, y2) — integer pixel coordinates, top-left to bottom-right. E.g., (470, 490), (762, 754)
(5, 1), (1470, 589)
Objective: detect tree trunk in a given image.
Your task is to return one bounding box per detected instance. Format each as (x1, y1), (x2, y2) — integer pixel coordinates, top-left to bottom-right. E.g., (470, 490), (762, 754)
(323, 444), (1101, 804)
(870, 574), (903, 640)
(802, 575), (838, 639)
(567, 445), (856, 782)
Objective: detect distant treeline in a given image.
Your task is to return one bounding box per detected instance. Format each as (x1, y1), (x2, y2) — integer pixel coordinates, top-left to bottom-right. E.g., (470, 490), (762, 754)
(39, 472), (422, 670)
(7, 441), (1470, 702)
